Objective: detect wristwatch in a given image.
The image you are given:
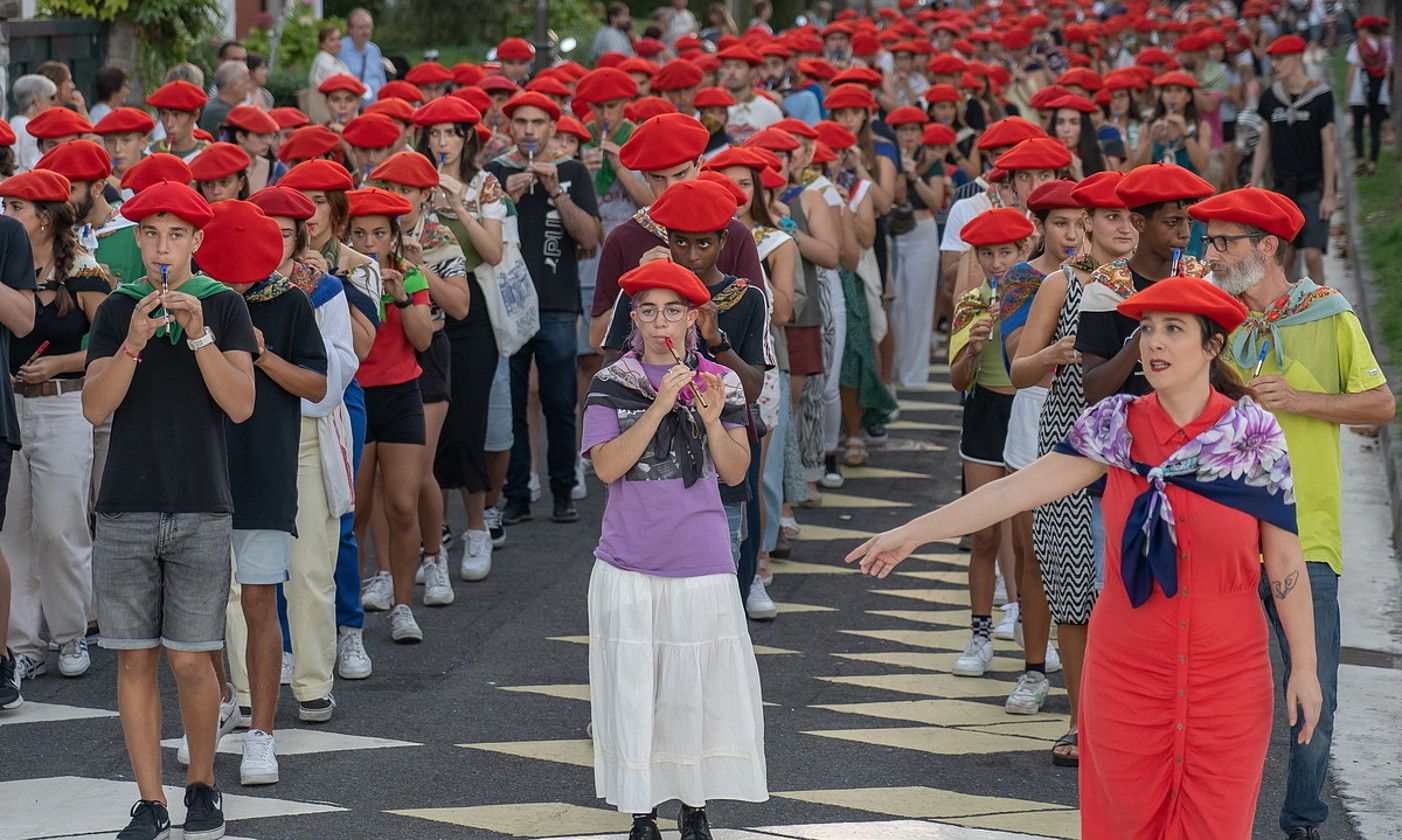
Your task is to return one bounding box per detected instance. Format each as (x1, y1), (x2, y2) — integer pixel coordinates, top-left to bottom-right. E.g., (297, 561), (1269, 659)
(709, 330), (732, 354)
(392, 296), (412, 309)
(187, 328), (216, 351)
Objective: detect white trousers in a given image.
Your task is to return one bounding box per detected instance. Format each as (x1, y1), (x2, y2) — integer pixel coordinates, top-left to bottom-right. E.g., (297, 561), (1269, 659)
(3, 390), (94, 656)
(821, 267), (847, 452)
(226, 417), (337, 702)
(892, 216), (941, 389)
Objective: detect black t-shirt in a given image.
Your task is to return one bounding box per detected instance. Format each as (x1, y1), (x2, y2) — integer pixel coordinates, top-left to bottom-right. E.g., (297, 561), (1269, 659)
(87, 283), (259, 513)
(226, 288), (327, 532)
(11, 271), (111, 378)
(484, 156), (600, 313)
(0, 216), (36, 448)
(1256, 83), (1334, 190)
(1075, 268), (1155, 399)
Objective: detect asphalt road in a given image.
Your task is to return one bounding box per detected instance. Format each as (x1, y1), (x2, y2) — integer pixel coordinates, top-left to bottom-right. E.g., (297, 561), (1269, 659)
(3, 377), (1365, 840)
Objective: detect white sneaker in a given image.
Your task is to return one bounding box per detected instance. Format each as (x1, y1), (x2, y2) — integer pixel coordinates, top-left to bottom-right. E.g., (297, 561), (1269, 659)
(414, 550), (426, 585)
(422, 548), (455, 606)
(994, 602), (1019, 640)
(820, 469), (844, 489)
(1045, 643), (1062, 674)
(528, 473), (542, 502)
(484, 505), (506, 548)
(279, 650), (293, 685)
(1005, 671), (1050, 715)
(952, 635), (994, 677)
(58, 639), (89, 677)
(993, 574), (1009, 607)
(746, 579), (778, 620)
(178, 684), (241, 766)
(389, 604), (423, 643)
(360, 572), (392, 612)
(336, 626), (372, 680)
(239, 729), (279, 785)
(460, 529), (492, 581)
(571, 457), (588, 500)
(14, 652), (45, 681)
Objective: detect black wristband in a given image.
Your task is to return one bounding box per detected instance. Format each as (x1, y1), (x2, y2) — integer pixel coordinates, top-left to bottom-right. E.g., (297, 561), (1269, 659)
(392, 296), (411, 309)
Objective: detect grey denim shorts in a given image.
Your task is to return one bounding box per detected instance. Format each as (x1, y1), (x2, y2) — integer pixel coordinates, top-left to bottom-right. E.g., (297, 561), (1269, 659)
(93, 511), (233, 652)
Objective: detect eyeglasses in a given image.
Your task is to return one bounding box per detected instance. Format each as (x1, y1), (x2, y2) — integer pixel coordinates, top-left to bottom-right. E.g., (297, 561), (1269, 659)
(634, 304), (689, 323)
(1200, 232), (1267, 251)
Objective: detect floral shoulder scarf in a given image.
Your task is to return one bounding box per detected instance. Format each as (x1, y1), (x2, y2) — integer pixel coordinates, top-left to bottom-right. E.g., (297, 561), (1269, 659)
(1080, 255), (1209, 314)
(1054, 392), (1296, 607)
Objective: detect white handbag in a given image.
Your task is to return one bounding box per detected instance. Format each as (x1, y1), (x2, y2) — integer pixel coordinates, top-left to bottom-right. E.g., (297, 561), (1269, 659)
(475, 236), (540, 357)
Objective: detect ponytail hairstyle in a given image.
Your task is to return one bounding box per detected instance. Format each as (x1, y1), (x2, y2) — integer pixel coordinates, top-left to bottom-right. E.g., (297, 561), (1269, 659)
(32, 199), (80, 316)
(1199, 315), (1254, 401)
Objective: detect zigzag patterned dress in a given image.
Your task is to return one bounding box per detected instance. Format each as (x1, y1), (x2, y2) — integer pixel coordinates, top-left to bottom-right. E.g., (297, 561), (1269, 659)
(1033, 269), (1097, 625)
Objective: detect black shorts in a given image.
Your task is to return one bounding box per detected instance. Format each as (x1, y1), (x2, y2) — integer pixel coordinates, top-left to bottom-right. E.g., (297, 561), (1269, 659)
(364, 380), (426, 445)
(1279, 188), (1329, 253)
(416, 330), (452, 404)
(959, 386), (1014, 466)
(0, 444), (13, 528)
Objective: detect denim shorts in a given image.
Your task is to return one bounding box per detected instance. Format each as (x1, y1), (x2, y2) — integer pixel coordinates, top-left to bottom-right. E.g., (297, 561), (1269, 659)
(232, 528), (292, 585)
(93, 511), (233, 652)
(484, 355), (514, 452)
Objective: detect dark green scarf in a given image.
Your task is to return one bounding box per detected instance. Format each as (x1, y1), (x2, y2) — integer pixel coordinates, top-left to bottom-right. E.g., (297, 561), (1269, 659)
(111, 273), (232, 343)
(587, 118), (636, 197)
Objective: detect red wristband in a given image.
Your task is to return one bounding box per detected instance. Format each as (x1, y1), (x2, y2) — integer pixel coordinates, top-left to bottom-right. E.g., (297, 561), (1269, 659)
(120, 342), (142, 363)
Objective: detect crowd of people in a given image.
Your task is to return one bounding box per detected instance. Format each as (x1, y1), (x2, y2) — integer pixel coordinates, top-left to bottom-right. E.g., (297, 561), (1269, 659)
(0, 1), (1394, 839)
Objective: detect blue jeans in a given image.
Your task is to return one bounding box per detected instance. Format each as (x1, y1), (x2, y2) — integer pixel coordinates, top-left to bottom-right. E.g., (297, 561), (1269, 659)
(506, 311), (578, 503)
(762, 375), (790, 553)
(1258, 561), (1340, 831)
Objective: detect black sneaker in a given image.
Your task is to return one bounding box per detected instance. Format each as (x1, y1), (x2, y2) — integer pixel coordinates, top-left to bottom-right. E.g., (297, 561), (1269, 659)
(0, 648), (21, 710)
(679, 805), (713, 840)
(865, 423), (888, 440)
(552, 498), (579, 523)
(501, 497), (532, 525)
(1286, 829), (1320, 840)
(298, 693), (336, 723)
(116, 800), (171, 840)
(440, 523), (454, 548)
(628, 817), (663, 840)
(182, 782), (225, 840)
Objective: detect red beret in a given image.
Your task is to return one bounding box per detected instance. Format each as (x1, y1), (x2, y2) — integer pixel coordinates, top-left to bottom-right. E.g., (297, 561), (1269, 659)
(1070, 171), (1128, 209)
(1116, 162), (1214, 209)
(1030, 85), (1070, 109)
(824, 83), (877, 111)
(92, 107), (156, 136)
(146, 81), (207, 112)
(650, 179), (738, 232)
(1026, 179), (1080, 211)
(595, 52), (627, 69)
(1104, 69), (1148, 92)
(278, 125), (341, 163)
(226, 105), (278, 135)
(851, 33), (880, 57)
(318, 74), (368, 97)
(961, 207), (1036, 246)
(575, 68), (639, 104)
(1056, 67), (1104, 90)
(976, 116), (1048, 151)
(690, 54), (721, 73)
(759, 167), (786, 189)
(496, 37), (535, 61)
(377, 80), (425, 103)
(119, 153), (193, 193)
(195, 200), (283, 285)
(716, 44), (763, 65)
(366, 97), (416, 125)
(923, 83), (960, 104)
(189, 143), (252, 182)
(810, 142), (837, 164)
(1118, 274), (1247, 332)
(773, 117), (819, 140)
(697, 171), (749, 207)
(1048, 93), (1098, 113)
(403, 61), (453, 85)
(675, 34), (704, 52)
(745, 127), (801, 152)
(248, 185), (316, 221)
(994, 137), (1073, 171)
(36, 139), (110, 182)
(26, 107), (93, 139)
(525, 76), (571, 97)
(815, 120), (857, 150)
(120, 180), (213, 229)
(280, 159), (355, 192)
(474, 124), (492, 145)
(1153, 70), (1200, 89)
(692, 87), (736, 108)
(453, 62), (485, 87)
(832, 66), (883, 88)
(926, 54), (967, 75)
(479, 75), (521, 95)
(0, 120), (14, 146)
(634, 37), (667, 58)
(369, 151), (438, 189)
(556, 61), (587, 80)
(821, 21), (855, 37)
(342, 113), (401, 149)
(922, 123), (958, 145)
(624, 96), (676, 123)
(702, 146), (774, 172)
(652, 61), (704, 93)
(618, 259), (712, 307)
(617, 58), (660, 78)
(1001, 28), (1033, 49)
(798, 59), (837, 80)
(348, 186), (413, 219)
(412, 96), (481, 127)
(269, 107), (311, 129)
(0, 169), (71, 203)
(1355, 15), (1390, 30)
(192, 129), (214, 142)
(1135, 47), (1175, 65)
(1187, 186), (1305, 241)
(885, 106), (929, 126)
(1266, 34), (1306, 55)
(759, 43), (792, 60)
(554, 116), (591, 142)
(502, 91), (561, 121)
(619, 112), (709, 171)
(452, 87), (493, 112)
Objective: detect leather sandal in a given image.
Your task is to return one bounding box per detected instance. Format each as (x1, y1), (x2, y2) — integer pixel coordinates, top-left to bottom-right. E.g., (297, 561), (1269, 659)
(1052, 731), (1079, 767)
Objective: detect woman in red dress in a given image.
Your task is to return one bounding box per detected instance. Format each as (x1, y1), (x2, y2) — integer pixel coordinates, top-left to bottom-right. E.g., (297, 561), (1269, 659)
(848, 275), (1322, 840)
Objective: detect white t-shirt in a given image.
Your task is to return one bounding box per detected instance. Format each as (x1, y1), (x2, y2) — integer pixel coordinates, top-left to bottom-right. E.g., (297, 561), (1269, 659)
(725, 95), (783, 144)
(12, 115), (40, 173)
(1346, 39), (1392, 107)
(940, 192), (992, 253)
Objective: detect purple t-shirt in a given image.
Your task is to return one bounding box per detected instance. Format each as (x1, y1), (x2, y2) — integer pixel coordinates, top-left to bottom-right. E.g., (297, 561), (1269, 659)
(580, 361), (744, 578)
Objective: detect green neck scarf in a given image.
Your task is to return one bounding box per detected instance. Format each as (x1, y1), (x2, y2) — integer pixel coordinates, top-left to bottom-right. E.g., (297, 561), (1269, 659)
(111, 273), (232, 344)
(587, 119), (636, 197)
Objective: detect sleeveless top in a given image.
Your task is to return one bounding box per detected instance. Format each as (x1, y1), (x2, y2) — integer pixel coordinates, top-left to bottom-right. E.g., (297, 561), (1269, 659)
(784, 194), (823, 329)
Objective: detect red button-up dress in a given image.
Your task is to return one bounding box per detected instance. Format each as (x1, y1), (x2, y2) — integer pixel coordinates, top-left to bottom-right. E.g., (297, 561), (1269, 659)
(1079, 391), (1274, 840)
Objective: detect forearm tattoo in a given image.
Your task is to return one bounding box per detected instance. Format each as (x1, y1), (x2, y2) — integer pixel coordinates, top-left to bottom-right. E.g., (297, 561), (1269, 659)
(1271, 570), (1300, 601)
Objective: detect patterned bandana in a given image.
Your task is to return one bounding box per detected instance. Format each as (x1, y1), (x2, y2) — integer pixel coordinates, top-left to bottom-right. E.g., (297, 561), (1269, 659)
(1229, 277), (1352, 370)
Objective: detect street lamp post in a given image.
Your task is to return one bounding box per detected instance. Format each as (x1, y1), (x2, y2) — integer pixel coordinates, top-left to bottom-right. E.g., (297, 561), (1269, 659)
(534, 0), (551, 73)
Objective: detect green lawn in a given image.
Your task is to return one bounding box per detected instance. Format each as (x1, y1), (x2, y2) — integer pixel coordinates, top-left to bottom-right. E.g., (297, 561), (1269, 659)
(1352, 147), (1402, 366)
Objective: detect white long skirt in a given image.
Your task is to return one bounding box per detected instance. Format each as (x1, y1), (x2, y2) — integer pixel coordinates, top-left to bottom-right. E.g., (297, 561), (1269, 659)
(588, 559), (769, 813)
(891, 215), (942, 389)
